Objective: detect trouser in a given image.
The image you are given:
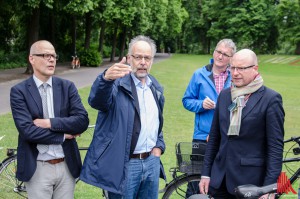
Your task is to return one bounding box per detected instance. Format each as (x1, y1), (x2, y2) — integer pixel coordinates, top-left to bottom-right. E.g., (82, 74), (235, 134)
(186, 139), (207, 198)
(25, 161), (75, 199)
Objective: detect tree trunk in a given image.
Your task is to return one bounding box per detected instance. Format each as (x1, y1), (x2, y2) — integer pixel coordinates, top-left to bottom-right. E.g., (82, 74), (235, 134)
(207, 39), (211, 54)
(110, 25), (118, 62)
(50, 10), (56, 47)
(98, 20), (106, 56)
(295, 41), (300, 55)
(84, 12), (92, 50)
(72, 15), (77, 56)
(25, 7), (40, 74)
(118, 26), (127, 61)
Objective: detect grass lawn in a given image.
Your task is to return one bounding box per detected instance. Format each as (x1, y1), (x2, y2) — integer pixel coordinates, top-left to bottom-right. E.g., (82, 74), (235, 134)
(0, 54), (299, 198)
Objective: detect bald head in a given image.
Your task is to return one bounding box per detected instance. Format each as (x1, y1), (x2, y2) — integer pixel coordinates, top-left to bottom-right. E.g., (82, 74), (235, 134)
(30, 40), (55, 55)
(232, 49), (258, 66)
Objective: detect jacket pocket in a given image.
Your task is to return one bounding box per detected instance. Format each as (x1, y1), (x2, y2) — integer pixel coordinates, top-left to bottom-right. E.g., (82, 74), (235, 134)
(241, 157), (265, 167)
(93, 137), (112, 164)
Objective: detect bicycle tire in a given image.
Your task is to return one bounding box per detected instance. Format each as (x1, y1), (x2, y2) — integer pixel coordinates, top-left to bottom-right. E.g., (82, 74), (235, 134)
(162, 174), (202, 199)
(0, 155), (27, 198)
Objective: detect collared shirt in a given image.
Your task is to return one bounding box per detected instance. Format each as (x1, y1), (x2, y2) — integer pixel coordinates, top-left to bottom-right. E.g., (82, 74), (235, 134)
(131, 74), (159, 154)
(213, 70), (229, 94)
(33, 75), (64, 160)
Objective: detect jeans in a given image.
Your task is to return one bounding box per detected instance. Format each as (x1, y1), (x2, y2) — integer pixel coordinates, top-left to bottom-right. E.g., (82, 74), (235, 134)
(108, 154), (160, 199)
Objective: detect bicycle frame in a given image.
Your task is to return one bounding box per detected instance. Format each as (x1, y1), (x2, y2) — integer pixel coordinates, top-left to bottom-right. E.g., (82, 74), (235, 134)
(235, 136), (300, 198)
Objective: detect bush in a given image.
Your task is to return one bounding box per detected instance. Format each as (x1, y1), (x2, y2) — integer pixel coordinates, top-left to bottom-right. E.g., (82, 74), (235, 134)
(102, 45), (111, 58)
(78, 49), (102, 67)
(0, 51), (27, 69)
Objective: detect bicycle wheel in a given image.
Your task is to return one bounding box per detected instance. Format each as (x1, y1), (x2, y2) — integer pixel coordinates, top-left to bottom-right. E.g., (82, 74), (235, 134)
(162, 174), (203, 199)
(0, 155), (27, 198)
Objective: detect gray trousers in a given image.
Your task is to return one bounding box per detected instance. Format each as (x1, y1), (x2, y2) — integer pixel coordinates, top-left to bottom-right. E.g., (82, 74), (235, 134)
(25, 161), (75, 199)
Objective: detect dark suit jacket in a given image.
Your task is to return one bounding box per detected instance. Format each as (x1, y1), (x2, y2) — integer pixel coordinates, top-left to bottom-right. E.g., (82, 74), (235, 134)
(10, 76), (89, 182)
(202, 85), (284, 194)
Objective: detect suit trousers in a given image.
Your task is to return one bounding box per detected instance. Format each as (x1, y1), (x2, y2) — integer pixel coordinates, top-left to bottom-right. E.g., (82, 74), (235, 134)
(25, 161), (75, 199)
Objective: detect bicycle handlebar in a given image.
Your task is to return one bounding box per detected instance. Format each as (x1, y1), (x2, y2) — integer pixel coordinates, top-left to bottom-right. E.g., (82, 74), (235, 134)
(235, 183), (277, 199)
(284, 136), (300, 143)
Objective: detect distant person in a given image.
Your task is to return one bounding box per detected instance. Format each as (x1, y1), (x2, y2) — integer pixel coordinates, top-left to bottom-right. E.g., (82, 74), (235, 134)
(199, 49), (285, 199)
(10, 40), (89, 199)
(80, 35), (165, 199)
(167, 46), (171, 55)
(182, 39), (236, 197)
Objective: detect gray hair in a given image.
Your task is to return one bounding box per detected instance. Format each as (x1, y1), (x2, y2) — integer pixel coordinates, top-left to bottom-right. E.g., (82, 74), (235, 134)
(215, 39), (237, 55)
(128, 35), (157, 56)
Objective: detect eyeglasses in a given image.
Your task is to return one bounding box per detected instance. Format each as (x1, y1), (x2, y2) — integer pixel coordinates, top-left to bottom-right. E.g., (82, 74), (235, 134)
(32, 54), (59, 60)
(131, 55), (153, 62)
(229, 65), (255, 72)
(214, 50), (232, 58)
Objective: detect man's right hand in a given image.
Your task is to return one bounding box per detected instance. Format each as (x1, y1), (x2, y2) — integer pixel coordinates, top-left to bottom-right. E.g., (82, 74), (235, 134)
(104, 57), (132, 81)
(199, 178), (210, 195)
(203, 97), (216, 110)
(64, 134), (80, 139)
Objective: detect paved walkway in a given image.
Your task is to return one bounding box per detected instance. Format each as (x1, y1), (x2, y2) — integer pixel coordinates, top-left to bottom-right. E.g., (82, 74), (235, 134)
(0, 53), (170, 115)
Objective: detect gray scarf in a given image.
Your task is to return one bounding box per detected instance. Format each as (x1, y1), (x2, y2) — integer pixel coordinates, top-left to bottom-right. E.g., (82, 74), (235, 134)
(227, 74), (264, 136)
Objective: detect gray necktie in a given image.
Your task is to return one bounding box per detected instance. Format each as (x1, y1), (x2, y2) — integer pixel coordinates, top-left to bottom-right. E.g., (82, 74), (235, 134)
(37, 83), (49, 154)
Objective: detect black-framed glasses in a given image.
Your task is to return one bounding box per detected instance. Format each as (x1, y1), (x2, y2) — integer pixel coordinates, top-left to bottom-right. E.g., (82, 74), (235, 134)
(32, 54), (59, 60)
(229, 65), (255, 72)
(131, 55), (153, 62)
(214, 50), (232, 58)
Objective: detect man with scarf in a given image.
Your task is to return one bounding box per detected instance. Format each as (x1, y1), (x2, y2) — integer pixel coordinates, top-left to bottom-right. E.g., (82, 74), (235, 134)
(199, 49), (284, 199)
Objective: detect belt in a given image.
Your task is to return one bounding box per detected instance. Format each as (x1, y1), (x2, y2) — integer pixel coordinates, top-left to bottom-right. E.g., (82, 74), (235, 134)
(39, 158), (64, 164)
(130, 152), (151, 159)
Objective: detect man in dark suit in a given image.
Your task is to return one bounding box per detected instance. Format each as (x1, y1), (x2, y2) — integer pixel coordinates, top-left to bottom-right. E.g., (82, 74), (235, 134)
(199, 49), (284, 199)
(10, 40), (89, 199)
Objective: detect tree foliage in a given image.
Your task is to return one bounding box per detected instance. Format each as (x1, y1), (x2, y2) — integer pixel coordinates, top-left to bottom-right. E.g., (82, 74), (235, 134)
(276, 0), (300, 54)
(1, 0), (300, 71)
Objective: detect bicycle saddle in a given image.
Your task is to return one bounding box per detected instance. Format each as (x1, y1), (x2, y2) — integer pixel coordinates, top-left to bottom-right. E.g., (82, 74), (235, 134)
(235, 183), (277, 199)
(187, 194), (212, 199)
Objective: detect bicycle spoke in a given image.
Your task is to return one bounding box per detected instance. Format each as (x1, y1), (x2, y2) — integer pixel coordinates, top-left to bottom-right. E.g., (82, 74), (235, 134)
(0, 156), (27, 198)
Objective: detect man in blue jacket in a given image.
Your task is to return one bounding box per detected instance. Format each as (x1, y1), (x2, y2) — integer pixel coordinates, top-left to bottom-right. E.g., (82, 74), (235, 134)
(182, 39), (236, 196)
(182, 39), (236, 143)
(80, 35), (165, 198)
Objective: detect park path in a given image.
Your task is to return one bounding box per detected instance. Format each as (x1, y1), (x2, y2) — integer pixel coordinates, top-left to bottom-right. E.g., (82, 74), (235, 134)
(0, 53), (170, 115)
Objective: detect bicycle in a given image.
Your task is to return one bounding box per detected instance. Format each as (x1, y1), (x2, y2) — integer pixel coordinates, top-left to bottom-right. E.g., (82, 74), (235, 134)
(162, 136), (300, 199)
(0, 125), (109, 199)
(235, 136), (300, 199)
(161, 141), (208, 199)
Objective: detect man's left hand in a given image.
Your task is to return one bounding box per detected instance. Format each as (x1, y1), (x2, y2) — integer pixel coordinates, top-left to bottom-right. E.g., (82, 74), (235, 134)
(151, 148), (161, 157)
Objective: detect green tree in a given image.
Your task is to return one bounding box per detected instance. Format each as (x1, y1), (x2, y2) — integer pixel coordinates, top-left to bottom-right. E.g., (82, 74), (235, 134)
(276, 0), (300, 54)
(183, 0), (278, 54)
(181, 0), (207, 53)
